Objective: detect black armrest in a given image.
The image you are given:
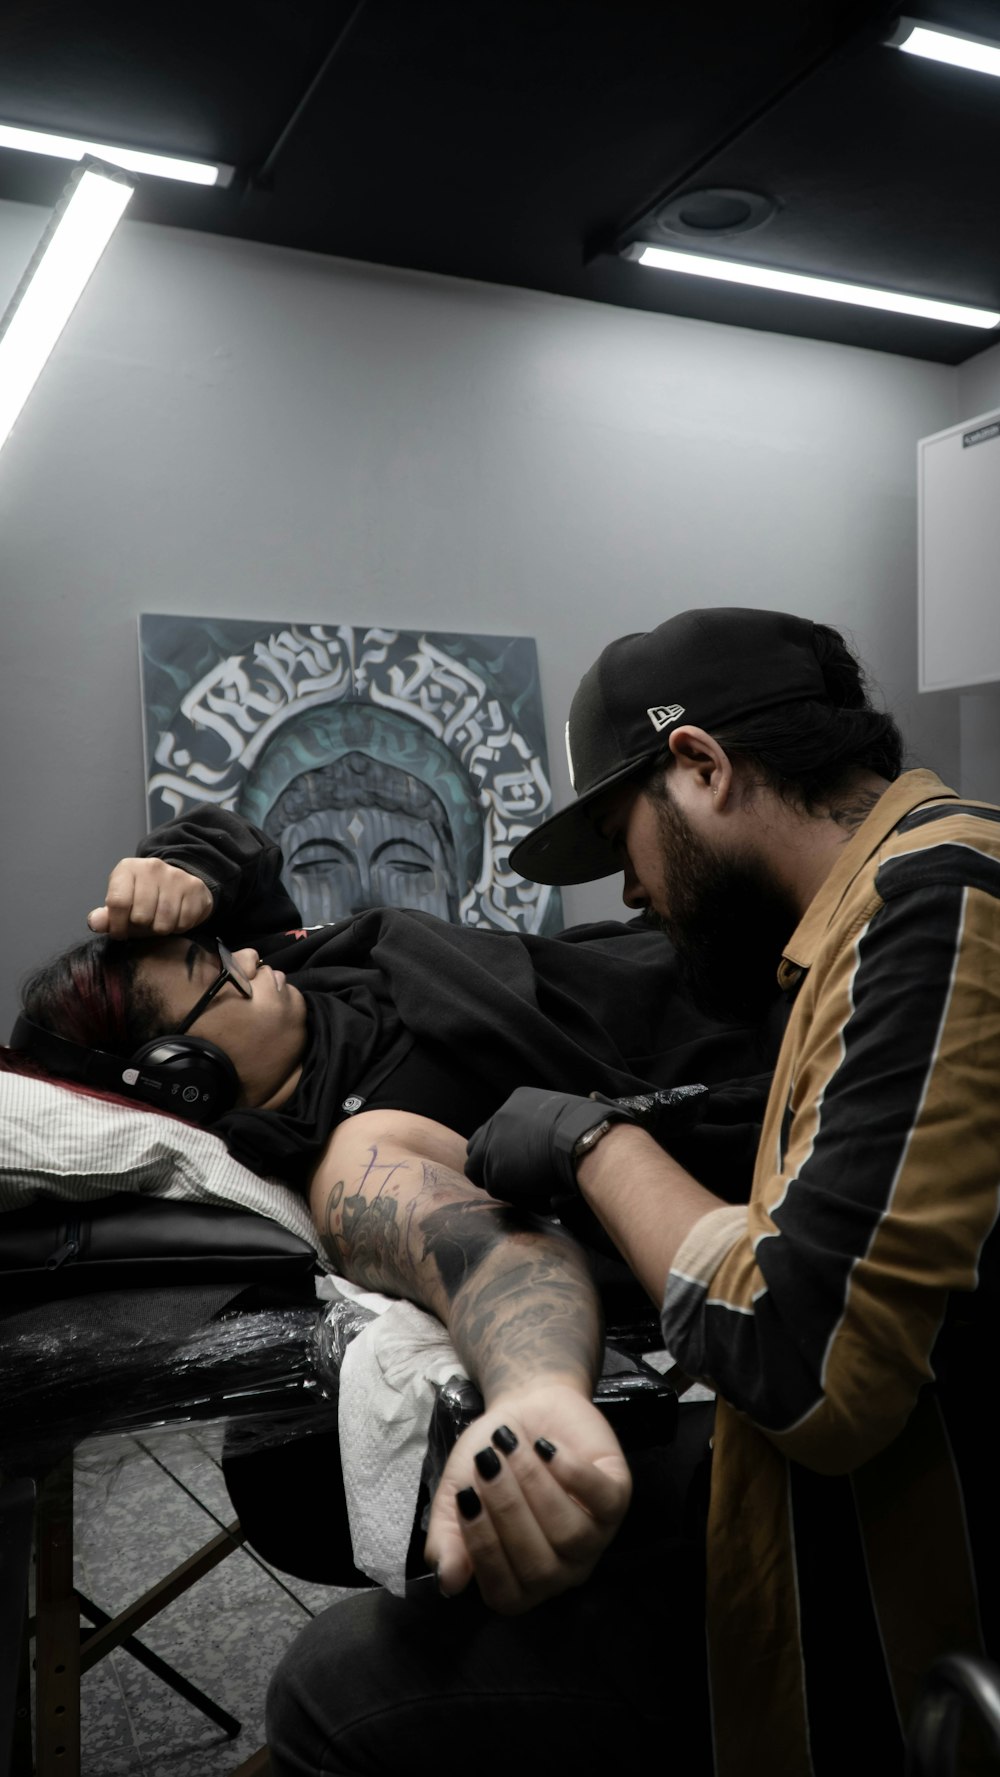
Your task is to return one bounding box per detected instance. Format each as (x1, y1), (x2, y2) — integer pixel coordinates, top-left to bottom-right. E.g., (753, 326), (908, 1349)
(0, 1195), (317, 1300)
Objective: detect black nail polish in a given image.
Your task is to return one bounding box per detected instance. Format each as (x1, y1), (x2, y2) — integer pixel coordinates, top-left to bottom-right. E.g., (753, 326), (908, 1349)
(456, 1487), (482, 1521)
(534, 1437), (557, 1463)
(491, 1424), (518, 1456)
(474, 1446), (502, 1482)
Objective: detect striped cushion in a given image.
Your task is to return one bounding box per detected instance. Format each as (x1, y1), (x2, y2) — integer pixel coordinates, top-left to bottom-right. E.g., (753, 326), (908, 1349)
(0, 1072), (326, 1264)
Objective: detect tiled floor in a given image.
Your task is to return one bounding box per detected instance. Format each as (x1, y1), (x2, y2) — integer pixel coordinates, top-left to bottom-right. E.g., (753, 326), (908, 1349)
(72, 1427), (359, 1777)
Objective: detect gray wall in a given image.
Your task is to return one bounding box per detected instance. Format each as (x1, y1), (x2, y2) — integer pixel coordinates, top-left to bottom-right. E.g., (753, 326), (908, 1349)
(0, 198), (968, 1027)
(956, 338), (1000, 417)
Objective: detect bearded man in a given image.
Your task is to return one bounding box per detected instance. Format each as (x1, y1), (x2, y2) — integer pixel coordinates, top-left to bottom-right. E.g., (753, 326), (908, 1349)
(468, 606), (1000, 1775)
(268, 608), (999, 1777)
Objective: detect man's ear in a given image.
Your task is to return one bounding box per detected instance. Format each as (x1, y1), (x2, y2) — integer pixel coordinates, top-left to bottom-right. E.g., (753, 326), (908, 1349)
(667, 726), (733, 808)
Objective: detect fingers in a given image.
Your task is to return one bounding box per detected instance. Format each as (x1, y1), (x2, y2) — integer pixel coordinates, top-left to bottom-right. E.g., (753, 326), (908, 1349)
(428, 1418), (631, 1615)
(424, 1505), (474, 1600)
(88, 858), (213, 940)
(459, 1437), (578, 1613)
(96, 862), (156, 939)
(446, 1466), (527, 1612)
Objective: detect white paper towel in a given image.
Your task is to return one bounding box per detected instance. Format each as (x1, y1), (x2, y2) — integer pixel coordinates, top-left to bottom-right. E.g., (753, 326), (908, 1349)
(312, 1276), (713, 1594)
(336, 1295), (470, 1594)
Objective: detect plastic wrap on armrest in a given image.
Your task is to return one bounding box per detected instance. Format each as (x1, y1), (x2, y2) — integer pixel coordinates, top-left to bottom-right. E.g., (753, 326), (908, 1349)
(0, 1288), (342, 1471)
(0, 1287), (391, 1474)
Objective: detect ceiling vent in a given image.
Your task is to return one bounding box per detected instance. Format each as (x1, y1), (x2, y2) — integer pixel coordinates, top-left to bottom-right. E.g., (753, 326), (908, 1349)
(647, 187), (777, 241)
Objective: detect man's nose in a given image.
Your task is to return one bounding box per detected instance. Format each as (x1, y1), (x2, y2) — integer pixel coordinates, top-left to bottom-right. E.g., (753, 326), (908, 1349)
(621, 858), (649, 911)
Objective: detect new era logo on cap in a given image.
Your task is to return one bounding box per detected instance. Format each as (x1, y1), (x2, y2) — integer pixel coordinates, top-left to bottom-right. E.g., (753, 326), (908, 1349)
(646, 704), (685, 732)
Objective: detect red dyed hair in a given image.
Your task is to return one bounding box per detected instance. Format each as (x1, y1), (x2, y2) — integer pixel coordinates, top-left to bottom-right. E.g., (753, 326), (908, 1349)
(3, 934), (174, 1115)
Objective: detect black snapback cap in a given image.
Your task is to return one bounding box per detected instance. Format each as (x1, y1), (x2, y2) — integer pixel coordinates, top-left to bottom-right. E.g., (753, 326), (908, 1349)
(511, 607), (826, 886)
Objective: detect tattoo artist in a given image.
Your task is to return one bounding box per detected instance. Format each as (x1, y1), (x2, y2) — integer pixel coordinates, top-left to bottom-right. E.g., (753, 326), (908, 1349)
(268, 607), (1000, 1777)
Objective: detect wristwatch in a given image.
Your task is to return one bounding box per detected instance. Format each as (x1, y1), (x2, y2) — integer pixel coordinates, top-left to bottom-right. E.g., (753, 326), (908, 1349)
(572, 1117), (614, 1166)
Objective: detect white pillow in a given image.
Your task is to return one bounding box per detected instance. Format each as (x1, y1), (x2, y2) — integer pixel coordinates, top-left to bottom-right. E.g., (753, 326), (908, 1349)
(0, 1071), (327, 1264)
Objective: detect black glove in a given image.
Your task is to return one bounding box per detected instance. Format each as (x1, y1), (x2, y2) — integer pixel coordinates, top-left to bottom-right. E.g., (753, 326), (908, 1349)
(465, 1075), (773, 1216)
(465, 1087), (637, 1212)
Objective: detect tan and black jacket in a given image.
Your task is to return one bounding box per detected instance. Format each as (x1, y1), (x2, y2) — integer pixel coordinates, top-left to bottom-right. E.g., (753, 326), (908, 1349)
(661, 770), (1000, 1775)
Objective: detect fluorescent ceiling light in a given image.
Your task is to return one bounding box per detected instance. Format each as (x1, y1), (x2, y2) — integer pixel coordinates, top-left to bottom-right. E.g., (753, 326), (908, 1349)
(890, 18), (1000, 80)
(630, 244), (1000, 330)
(0, 120), (233, 187)
(0, 159), (135, 457)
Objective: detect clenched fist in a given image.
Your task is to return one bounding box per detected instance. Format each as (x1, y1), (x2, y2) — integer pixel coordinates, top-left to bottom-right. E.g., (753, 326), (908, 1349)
(88, 857), (214, 940)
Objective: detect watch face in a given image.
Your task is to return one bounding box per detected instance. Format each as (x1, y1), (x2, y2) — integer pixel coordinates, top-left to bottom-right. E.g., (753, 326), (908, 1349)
(574, 1119), (611, 1158)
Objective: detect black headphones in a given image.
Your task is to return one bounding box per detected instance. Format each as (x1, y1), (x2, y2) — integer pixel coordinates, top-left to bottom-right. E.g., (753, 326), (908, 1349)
(8, 1013), (240, 1126)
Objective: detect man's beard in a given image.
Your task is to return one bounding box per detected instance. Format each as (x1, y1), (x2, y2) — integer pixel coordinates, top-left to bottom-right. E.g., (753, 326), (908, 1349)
(642, 789), (796, 1025)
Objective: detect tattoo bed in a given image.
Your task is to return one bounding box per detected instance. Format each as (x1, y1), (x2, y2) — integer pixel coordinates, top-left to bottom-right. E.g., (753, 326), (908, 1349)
(0, 1197), (681, 1777)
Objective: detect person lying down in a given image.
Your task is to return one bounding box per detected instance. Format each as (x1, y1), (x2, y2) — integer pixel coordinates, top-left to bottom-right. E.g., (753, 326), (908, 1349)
(3, 802), (780, 1609)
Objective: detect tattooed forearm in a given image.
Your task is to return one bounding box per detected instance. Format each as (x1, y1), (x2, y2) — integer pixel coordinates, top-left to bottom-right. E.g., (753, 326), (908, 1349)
(420, 1199), (601, 1395)
(418, 1197), (539, 1298)
(315, 1137), (603, 1399)
(448, 1248), (601, 1399)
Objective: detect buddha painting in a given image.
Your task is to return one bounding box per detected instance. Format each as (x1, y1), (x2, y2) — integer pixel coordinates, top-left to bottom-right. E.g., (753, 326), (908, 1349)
(141, 618), (562, 936)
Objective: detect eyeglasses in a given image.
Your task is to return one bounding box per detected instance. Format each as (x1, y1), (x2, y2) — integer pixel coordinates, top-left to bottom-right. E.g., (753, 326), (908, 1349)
(175, 938), (253, 1036)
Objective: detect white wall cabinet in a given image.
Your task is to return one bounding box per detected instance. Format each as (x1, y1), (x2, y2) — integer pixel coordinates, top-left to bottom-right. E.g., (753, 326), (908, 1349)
(919, 408), (1000, 692)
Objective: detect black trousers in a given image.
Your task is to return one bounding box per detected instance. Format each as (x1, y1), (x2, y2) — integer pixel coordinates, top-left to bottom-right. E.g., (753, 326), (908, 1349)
(266, 1407), (714, 1777)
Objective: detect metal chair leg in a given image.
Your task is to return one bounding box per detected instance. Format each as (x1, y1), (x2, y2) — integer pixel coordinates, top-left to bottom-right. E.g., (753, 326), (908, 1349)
(77, 1593), (240, 1738)
(8, 1613), (33, 1777)
(31, 1456), (245, 1771)
(0, 1476), (35, 1777)
(34, 1458), (79, 1777)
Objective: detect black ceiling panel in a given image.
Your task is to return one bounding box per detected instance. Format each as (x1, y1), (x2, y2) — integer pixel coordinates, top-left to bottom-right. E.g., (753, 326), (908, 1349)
(0, 0), (998, 364)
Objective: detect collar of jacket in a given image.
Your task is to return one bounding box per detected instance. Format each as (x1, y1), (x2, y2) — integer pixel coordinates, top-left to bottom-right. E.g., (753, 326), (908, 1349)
(776, 768), (958, 989)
